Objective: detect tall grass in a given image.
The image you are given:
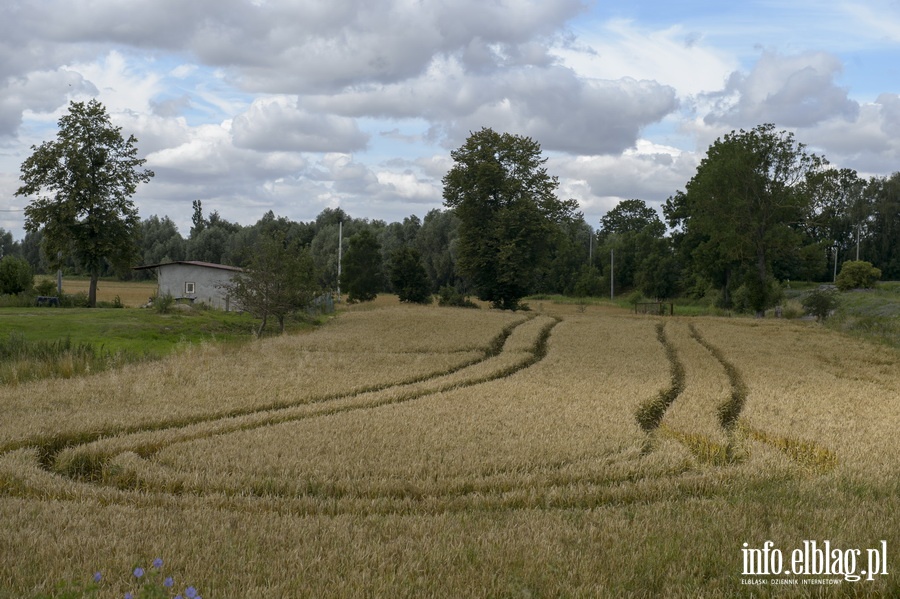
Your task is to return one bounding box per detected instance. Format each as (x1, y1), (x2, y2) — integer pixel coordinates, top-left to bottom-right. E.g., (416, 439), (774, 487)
(0, 333), (146, 386)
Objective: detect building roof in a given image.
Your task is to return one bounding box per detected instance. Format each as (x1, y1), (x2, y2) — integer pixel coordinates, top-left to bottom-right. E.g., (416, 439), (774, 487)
(132, 260), (244, 272)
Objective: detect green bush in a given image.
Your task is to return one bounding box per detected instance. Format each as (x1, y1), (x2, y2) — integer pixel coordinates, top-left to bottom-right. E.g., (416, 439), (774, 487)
(437, 286), (478, 308)
(801, 288), (840, 322)
(0, 255), (34, 295)
(154, 293), (175, 314)
(35, 279), (58, 297)
(835, 260), (881, 291)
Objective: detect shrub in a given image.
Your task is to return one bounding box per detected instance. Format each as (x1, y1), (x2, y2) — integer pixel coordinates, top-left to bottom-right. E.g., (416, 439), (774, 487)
(572, 265), (603, 297)
(835, 260), (881, 291)
(437, 286), (478, 308)
(0, 255), (33, 295)
(626, 290), (646, 306)
(35, 278), (58, 297)
(801, 288), (840, 322)
(390, 247), (432, 304)
(154, 293), (175, 314)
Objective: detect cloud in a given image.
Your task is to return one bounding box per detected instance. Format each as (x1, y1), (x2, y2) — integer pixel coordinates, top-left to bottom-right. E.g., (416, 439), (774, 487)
(232, 96), (369, 153)
(0, 69), (96, 136)
(554, 139), (699, 207)
(445, 70), (678, 155)
(306, 59), (678, 155)
(702, 51), (859, 128)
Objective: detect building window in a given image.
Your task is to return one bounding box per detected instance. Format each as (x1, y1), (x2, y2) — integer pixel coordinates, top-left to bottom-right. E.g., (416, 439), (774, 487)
(185, 282), (195, 295)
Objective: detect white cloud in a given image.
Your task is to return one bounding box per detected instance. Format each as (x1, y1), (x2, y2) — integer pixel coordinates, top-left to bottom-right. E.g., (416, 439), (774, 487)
(232, 96), (369, 153)
(554, 18), (738, 97)
(702, 51), (859, 128)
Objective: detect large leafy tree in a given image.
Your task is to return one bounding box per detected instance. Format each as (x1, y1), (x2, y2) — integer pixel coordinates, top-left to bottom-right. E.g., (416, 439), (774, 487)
(15, 100), (153, 306)
(665, 124), (827, 315)
(443, 128), (577, 310)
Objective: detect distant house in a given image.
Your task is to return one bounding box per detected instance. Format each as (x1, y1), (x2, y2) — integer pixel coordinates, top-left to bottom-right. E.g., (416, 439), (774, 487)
(133, 261), (243, 310)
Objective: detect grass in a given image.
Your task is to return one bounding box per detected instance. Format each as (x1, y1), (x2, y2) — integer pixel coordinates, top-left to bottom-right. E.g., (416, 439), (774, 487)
(0, 307), (264, 358)
(1, 300), (899, 597)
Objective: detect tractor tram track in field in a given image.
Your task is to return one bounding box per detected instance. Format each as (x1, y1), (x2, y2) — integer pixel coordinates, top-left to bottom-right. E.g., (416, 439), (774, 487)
(636, 320), (838, 474)
(1, 313), (718, 514)
(4, 315), (599, 508)
(1, 313), (839, 517)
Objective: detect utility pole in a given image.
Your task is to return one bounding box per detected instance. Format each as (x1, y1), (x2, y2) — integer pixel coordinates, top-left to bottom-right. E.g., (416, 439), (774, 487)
(588, 230), (593, 266)
(337, 220), (343, 301)
(833, 245), (838, 282)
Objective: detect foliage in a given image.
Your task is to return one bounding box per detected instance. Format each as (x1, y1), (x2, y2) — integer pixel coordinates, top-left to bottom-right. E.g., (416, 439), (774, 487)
(835, 260), (881, 291)
(572, 265), (604, 297)
(0, 254), (34, 295)
(437, 285), (478, 308)
(341, 229), (383, 303)
(801, 288), (840, 322)
(35, 278), (57, 297)
(15, 100), (154, 306)
(443, 127), (578, 310)
(390, 246), (432, 304)
(136, 215), (186, 278)
(224, 233), (320, 334)
(666, 124), (827, 315)
(154, 292), (175, 314)
(415, 209), (460, 291)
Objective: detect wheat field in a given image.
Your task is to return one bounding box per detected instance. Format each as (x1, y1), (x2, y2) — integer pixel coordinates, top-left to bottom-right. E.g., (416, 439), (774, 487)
(1, 302), (898, 598)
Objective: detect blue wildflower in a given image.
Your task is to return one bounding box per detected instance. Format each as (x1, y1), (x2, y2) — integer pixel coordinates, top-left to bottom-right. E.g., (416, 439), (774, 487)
(93, 572), (102, 583)
(125, 594), (133, 599)
(185, 586), (198, 598)
(153, 557), (163, 569)
(133, 567), (144, 578)
(164, 576), (174, 588)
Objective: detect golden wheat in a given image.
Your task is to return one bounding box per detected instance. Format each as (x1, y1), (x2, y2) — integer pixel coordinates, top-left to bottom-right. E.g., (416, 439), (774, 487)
(1, 306), (899, 597)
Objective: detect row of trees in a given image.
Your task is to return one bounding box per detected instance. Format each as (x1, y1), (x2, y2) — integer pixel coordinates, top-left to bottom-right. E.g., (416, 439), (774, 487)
(7, 99), (900, 314)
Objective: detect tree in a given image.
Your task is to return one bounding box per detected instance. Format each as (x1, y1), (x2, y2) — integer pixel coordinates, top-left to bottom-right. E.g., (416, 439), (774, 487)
(390, 246), (432, 304)
(665, 124), (827, 315)
(135, 215), (185, 279)
(15, 100), (154, 307)
(341, 229), (382, 303)
(415, 209), (460, 292)
(0, 255), (33, 295)
(443, 128), (577, 310)
(223, 233), (319, 335)
(801, 288), (840, 322)
(598, 199), (667, 293)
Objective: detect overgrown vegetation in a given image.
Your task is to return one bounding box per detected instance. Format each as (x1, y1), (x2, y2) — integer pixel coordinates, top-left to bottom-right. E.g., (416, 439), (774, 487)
(0, 306), (282, 385)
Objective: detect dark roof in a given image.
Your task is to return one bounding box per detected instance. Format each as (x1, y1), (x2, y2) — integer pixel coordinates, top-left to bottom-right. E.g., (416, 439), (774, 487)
(133, 260), (243, 272)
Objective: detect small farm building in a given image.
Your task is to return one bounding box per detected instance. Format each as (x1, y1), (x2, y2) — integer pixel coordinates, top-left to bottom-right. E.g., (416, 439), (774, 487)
(133, 261), (242, 310)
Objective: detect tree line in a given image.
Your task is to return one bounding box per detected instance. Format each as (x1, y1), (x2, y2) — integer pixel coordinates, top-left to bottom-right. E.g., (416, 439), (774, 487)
(5, 100), (900, 314)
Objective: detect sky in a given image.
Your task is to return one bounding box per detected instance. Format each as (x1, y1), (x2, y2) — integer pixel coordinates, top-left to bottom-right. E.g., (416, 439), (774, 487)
(1, 0), (899, 241)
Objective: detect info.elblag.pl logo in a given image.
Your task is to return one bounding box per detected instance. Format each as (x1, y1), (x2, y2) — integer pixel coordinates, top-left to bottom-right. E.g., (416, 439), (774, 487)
(741, 541), (889, 584)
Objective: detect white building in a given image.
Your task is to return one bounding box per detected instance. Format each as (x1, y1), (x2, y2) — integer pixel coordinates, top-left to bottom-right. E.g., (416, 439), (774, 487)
(133, 261), (243, 310)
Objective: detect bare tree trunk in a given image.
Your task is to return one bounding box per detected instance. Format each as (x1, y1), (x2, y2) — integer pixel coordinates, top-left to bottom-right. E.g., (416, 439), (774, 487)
(257, 311), (267, 337)
(88, 271), (99, 308)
